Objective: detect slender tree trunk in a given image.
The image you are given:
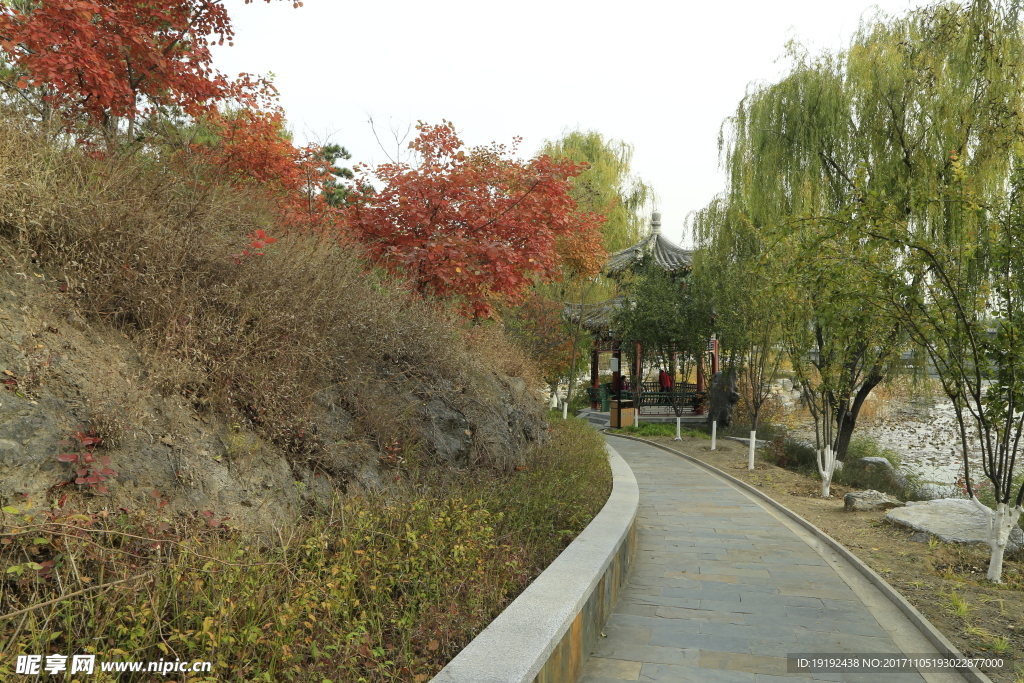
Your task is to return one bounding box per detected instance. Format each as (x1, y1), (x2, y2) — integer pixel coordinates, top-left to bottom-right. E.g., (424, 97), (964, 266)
(818, 445), (836, 497)
(564, 283), (591, 412)
(832, 374), (883, 461)
(101, 111), (124, 155)
(974, 499), (1023, 583)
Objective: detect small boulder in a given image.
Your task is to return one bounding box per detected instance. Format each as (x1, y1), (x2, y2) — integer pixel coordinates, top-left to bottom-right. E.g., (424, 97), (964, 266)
(851, 456), (909, 489)
(916, 483), (955, 500)
(885, 498), (1024, 555)
(858, 456), (895, 471)
(844, 489), (905, 512)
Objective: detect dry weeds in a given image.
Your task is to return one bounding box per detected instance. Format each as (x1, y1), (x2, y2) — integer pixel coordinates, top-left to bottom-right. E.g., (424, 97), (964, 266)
(0, 108), (541, 473)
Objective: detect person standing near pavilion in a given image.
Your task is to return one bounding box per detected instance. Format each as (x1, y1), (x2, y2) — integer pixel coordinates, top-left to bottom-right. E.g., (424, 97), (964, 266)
(659, 368), (673, 393)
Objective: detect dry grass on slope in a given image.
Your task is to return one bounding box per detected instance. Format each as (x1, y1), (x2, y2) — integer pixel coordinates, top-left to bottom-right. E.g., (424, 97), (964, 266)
(0, 110), (541, 477)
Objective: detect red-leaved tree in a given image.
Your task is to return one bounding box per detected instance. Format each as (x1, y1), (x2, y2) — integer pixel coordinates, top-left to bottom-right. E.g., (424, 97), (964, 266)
(342, 122), (606, 318)
(503, 291), (584, 386)
(0, 0), (298, 143)
(186, 108), (341, 233)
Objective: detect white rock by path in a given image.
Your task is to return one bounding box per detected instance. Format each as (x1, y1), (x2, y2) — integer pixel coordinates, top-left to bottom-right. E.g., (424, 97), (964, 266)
(844, 490), (904, 511)
(885, 498), (1024, 555)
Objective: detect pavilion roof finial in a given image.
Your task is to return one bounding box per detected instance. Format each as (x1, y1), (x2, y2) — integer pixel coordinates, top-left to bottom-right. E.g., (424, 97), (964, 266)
(603, 211), (692, 275)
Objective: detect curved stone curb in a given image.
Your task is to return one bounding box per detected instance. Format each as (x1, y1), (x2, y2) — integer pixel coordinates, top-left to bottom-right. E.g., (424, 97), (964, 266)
(431, 443), (639, 683)
(606, 432), (992, 683)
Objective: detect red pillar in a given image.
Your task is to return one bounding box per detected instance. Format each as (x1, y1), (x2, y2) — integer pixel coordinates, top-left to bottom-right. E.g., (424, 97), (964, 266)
(590, 344), (600, 410)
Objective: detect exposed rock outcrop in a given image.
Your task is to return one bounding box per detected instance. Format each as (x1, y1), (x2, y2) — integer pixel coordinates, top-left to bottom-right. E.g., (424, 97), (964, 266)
(0, 273), (545, 531)
(885, 499), (1024, 555)
(844, 489), (904, 511)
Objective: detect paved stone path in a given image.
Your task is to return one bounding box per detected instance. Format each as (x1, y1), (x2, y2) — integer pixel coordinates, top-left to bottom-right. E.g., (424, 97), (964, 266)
(580, 436), (967, 683)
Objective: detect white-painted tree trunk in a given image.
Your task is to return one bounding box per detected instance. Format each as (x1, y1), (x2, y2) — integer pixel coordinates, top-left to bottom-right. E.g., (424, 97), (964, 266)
(674, 417), (682, 441)
(816, 446), (837, 497)
(970, 497), (1023, 583)
(549, 391), (558, 409)
(562, 400), (568, 420)
(711, 421), (717, 450)
(748, 430), (756, 470)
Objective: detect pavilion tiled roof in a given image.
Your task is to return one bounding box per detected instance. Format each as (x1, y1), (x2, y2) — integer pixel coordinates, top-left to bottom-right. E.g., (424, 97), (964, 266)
(604, 213), (693, 275)
(563, 214), (691, 334)
(563, 297), (624, 333)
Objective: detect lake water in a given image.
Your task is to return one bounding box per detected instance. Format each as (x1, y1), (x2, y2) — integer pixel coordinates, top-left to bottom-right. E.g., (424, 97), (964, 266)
(786, 394), (980, 492)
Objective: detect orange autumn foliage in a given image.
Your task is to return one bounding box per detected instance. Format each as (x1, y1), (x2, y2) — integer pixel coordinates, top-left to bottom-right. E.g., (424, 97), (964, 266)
(188, 109), (339, 234)
(342, 122), (606, 318)
(0, 0), (299, 129)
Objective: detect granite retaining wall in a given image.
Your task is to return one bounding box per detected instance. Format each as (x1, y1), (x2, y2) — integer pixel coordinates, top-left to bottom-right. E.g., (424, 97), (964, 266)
(431, 443), (639, 683)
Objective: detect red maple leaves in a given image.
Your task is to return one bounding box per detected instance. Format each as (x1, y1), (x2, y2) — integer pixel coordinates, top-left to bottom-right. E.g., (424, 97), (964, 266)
(187, 108), (338, 235)
(342, 122), (606, 318)
(1, 4), (607, 318)
(0, 0), (298, 129)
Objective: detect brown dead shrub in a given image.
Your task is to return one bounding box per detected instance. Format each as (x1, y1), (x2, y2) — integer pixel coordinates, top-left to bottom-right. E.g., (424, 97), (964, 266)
(0, 110), (543, 472)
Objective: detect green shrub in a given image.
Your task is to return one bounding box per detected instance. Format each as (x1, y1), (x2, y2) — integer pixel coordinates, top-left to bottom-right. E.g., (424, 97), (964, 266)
(833, 436), (920, 500)
(567, 389), (591, 413)
(763, 437), (819, 471)
(0, 418), (611, 682)
(609, 422), (711, 440)
(720, 420), (784, 441)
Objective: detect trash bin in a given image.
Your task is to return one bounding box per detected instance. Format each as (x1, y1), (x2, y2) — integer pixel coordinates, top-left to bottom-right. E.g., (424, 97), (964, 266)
(599, 384), (611, 412)
(610, 399), (635, 428)
(619, 399), (635, 428)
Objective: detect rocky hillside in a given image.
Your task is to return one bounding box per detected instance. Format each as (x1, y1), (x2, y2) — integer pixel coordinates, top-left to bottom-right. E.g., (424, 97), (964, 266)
(0, 116), (546, 531)
(0, 263), (545, 529)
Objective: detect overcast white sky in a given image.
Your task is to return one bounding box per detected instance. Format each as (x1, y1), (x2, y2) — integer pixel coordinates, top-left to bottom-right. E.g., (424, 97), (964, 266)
(213, 0), (931, 246)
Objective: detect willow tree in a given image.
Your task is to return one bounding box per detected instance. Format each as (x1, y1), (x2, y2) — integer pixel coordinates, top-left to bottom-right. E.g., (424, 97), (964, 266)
(525, 130), (655, 407)
(706, 0), (1024, 575)
(691, 197), (783, 466)
(712, 1), (1024, 463)
(858, 162), (1024, 582)
(540, 129), (654, 255)
(840, 0), (1024, 582)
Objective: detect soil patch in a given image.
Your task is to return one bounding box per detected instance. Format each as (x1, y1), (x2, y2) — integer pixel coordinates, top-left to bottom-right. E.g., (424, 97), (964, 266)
(616, 432), (1024, 683)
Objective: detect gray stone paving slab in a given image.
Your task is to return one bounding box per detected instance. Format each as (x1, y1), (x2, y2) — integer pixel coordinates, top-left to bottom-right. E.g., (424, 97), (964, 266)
(592, 642), (700, 665)
(653, 606), (747, 623)
(603, 624), (652, 643)
(700, 580), (778, 594)
(628, 595), (703, 609)
(748, 637), (814, 657)
(698, 599), (792, 616)
(752, 674), (847, 683)
(640, 663), (757, 682)
(593, 436), (961, 683)
(662, 587), (743, 601)
(647, 630), (752, 654)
